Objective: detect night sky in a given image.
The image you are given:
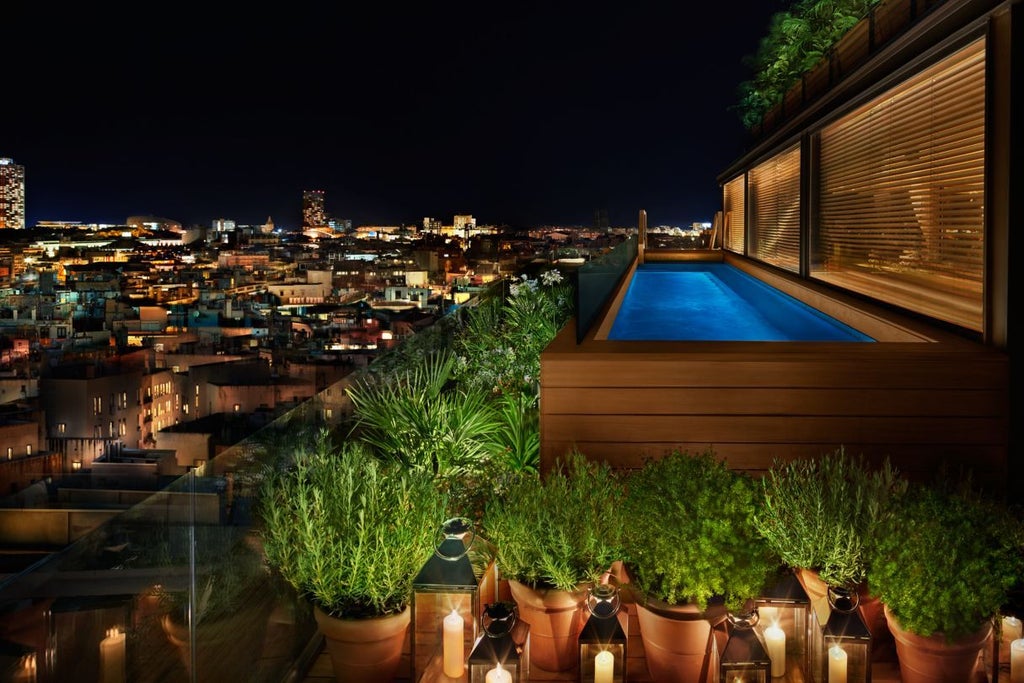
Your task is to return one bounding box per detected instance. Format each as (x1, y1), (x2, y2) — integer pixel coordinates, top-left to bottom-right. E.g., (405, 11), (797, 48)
(7, 3), (787, 231)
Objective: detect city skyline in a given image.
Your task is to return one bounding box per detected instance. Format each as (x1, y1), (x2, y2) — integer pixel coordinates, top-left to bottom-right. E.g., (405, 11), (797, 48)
(6, 3), (786, 230)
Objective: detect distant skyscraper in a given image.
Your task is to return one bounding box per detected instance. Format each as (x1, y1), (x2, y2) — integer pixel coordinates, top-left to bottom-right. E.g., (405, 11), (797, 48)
(212, 218), (236, 233)
(0, 157), (26, 230)
(302, 190), (327, 229)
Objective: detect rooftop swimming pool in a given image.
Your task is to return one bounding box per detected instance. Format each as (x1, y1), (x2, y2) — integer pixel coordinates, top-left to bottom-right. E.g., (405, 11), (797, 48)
(606, 262), (875, 342)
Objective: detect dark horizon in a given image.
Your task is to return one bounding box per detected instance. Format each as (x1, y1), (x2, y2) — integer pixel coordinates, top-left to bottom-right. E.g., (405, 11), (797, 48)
(6, 3), (788, 231)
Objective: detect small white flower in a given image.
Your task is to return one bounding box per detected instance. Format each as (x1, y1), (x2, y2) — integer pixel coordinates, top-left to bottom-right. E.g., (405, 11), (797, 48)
(541, 269), (563, 286)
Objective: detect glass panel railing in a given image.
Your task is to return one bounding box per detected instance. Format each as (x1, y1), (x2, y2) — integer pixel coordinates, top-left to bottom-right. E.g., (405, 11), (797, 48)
(0, 374), (361, 683)
(575, 234), (637, 343)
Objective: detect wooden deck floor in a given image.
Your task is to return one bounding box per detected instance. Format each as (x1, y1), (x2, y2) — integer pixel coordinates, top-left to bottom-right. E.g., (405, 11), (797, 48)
(300, 642), (914, 682)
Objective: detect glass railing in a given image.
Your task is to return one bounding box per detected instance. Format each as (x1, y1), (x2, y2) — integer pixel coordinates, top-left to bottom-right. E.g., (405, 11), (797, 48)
(0, 376), (358, 683)
(575, 235), (637, 343)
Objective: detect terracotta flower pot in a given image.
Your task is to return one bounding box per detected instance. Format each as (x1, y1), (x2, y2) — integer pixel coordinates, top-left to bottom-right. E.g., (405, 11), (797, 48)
(635, 598), (728, 683)
(507, 579), (589, 672)
(795, 567), (894, 659)
(884, 604), (991, 683)
(313, 604), (411, 683)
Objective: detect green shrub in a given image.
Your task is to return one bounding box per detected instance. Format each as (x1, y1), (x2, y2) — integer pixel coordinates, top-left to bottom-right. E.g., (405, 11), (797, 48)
(622, 449), (777, 612)
(868, 479), (1024, 641)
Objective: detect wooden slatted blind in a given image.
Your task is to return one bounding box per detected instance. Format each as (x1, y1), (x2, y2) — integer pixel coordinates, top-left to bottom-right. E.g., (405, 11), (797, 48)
(749, 144), (801, 273)
(722, 175), (745, 253)
(813, 38), (986, 332)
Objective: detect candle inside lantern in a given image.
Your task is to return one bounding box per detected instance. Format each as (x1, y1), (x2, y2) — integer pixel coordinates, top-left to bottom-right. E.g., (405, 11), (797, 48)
(1006, 616), (1024, 642)
(759, 606), (779, 627)
(13, 653), (36, 683)
(442, 609), (464, 678)
(1005, 617), (1024, 664)
(765, 624), (786, 677)
(594, 649), (614, 683)
(1011, 638), (1024, 683)
(486, 663), (513, 683)
(828, 644), (847, 683)
(99, 628), (126, 683)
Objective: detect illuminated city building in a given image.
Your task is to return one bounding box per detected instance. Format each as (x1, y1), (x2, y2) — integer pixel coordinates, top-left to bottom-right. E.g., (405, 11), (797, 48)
(302, 189), (327, 228)
(0, 157), (26, 230)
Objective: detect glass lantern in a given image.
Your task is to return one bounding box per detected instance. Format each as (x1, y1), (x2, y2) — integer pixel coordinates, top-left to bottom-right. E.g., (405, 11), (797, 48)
(809, 585), (872, 683)
(412, 517), (486, 681)
(719, 609), (772, 683)
(578, 583), (627, 683)
(468, 602), (530, 683)
(755, 569), (810, 678)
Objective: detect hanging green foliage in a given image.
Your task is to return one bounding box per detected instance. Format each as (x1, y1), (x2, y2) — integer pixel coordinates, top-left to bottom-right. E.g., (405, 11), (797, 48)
(734, 0), (883, 129)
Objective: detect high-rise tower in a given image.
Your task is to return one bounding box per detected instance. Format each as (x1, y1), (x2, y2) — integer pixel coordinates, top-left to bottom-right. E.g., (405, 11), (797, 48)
(302, 189), (327, 229)
(0, 157), (26, 230)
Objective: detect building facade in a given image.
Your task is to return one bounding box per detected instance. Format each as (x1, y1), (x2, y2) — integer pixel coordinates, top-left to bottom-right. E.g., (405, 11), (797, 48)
(0, 157), (26, 230)
(302, 189), (327, 228)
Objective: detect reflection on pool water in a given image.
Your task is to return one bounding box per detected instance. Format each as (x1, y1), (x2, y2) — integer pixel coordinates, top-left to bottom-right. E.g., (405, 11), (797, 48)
(607, 263), (874, 342)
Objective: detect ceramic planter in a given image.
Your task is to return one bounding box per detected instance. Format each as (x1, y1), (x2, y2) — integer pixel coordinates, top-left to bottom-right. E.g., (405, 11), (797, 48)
(313, 604), (411, 683)
(507, 579), (589, 672)
(635, 598), (729, 683)
(884, 604), (991, 683)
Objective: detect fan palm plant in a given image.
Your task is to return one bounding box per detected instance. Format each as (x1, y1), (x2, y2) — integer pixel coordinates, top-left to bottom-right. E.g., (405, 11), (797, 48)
(345, 350), (502, 479)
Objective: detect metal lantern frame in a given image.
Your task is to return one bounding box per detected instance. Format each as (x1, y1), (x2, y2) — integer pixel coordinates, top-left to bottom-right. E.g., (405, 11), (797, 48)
(578, 584), (627, 683)
(412, 517), (489, 682)
(719, 610), (772, 683)
(809, 585), (872, 683)
(468, 602), (530, 683)
(755, 569), (811, 678)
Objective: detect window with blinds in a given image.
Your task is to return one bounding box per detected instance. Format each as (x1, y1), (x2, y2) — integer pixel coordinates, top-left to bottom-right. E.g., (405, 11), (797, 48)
(749, 145), (801, 273)
(813, 38), (986, 332)
(722, 175), (745, 253)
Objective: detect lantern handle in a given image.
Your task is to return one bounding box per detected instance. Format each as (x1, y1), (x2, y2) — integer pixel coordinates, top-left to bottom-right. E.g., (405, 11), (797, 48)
(826, 584), (861, 613)
(435, 516), (475, 560)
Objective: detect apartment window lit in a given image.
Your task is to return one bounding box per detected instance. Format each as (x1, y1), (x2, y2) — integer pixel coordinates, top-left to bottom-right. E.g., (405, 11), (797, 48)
(234, 404), (241, 412)
(58, 423), (66, 434)
(324, 408), (333, 419)
(93, 396), (102, 415)
(6, 447), (12, 460)
(26, 445), (32, 456)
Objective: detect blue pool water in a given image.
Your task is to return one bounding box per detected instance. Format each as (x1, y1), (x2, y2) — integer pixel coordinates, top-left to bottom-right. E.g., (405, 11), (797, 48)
(607, 263), (874, 341)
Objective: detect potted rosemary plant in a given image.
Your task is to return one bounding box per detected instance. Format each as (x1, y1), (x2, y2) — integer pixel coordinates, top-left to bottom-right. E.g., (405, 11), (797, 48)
(481, 449), (626, 673)
(257, 429), (449, 683)
(752, 447), (905, 648)
(620, 448), (778, 683)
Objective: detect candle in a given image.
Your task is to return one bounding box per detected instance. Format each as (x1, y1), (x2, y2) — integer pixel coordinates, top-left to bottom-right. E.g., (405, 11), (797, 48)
(99, 628), (126, 683)
(1005, 617), (1024, 664)
(486, 663), (513, 683)
(443, 609), (464, 678)
(765, 624), (786, 677)
(828, 644), (847, 683)
(594, 649), (614, 683)
(13, 653), (36, 683)
(1011, 639), (1024, 683)
(1006, 616), (1024, 642)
